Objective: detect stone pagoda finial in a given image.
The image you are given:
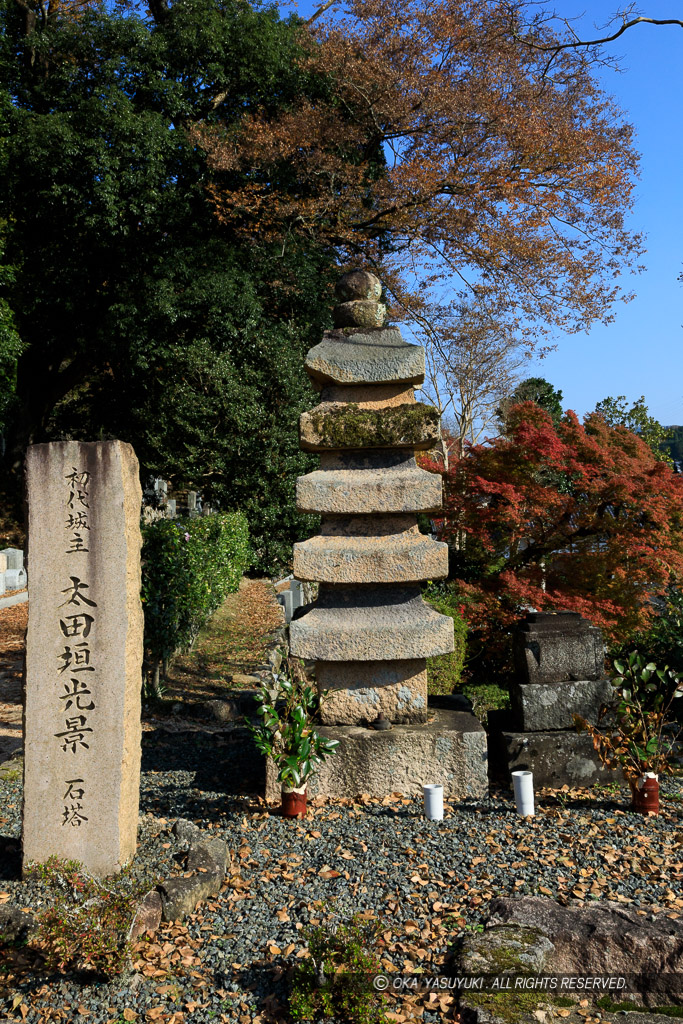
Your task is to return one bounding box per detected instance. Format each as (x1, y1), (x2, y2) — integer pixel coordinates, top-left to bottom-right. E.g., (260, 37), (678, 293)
(333, 269), (386, 330)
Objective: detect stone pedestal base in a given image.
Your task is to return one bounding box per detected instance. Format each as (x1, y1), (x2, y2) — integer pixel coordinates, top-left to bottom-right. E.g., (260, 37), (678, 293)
(488, 712), (621, 788)
(265, 708), (487, 801)
(510, 677), (614, 731)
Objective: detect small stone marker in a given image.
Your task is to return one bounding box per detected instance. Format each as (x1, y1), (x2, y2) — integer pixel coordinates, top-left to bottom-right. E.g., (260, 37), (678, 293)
(23, 441), (144, 877)
(1, 548), (23, 571)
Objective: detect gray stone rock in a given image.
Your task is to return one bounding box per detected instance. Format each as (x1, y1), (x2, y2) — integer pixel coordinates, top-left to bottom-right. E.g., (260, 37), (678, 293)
(305, 328), (425, 387)
(128, 889), (163, 941)
(487, 896), (683, 1006)
(499, 728), (619, 787)
(157, 837), (227, 922)
(334, 300), (386, 329)
(510, 677), (615, 731)
(290, 584), (454, 661)
(172, 818), (202, 847)
(187, 838), (229, 878)
(0, 905), (37, 943)
(514, 612), (605, 684)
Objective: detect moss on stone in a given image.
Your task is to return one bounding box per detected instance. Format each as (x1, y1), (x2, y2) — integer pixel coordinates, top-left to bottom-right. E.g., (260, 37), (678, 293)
(307, 402), (439, 449)
(462, 991), (548, 1024)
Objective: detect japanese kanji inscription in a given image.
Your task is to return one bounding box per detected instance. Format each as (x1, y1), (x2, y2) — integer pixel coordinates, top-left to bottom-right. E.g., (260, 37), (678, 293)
(23, 441), (143, 877)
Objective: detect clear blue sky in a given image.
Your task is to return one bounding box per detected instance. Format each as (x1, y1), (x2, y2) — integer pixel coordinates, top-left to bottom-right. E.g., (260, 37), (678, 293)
(282, 1), (683, 425)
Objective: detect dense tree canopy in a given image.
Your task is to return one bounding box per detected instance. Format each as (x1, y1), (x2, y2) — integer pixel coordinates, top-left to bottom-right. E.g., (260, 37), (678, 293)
(422, 402), (683, 681)
(201, 0), (643, 352)
(0, 0), (338, 570)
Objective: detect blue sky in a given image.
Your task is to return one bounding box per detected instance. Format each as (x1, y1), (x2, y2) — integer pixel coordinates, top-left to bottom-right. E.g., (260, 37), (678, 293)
(282, 0), (683, 425)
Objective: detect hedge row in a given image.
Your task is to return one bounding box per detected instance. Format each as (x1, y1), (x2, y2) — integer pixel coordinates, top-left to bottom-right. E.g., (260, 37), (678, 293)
(141, 512), (250, 674)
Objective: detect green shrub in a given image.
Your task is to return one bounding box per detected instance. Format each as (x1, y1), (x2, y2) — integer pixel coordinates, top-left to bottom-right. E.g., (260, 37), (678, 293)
(141, 511), (250, 678)
(290, 914), (388, 1024)
(424, 584), (468, 695)
(27, 857), (153, 976)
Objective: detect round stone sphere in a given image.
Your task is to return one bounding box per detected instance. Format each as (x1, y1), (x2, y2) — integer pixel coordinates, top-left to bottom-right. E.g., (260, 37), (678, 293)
(334, 300), (386, 329)
(335, 270), (382, 303)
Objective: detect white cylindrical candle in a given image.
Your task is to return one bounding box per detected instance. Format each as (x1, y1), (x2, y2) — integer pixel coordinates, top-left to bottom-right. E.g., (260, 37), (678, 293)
(423, 783), (444, 821)
(512, 770), (534, 816)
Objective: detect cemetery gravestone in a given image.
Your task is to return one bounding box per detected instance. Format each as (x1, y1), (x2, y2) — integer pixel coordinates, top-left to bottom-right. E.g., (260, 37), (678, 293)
(23, 441), (144, 877)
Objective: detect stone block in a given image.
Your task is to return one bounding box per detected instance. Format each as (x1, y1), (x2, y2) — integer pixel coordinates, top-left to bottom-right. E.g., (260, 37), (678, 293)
(293, 523), (448, 584)
(0, 548), (23, 571)
(510, 677), (615, 731)
(310, 710), (487, 799)
(498, 728), (619, 788)
(0, 573), (4, 597)
(4, 568), (26, 591)
(128, 890), (163, 941)
(290, 585), (455, 661)
(514, 611), (605, 684)
(297, 466), (443, 515)
(0, 554), (7, 573)
(300, 401), (439, 452)
(316, 658), (428, 724)
(23, 440), (143, 877)
(305, 327), (425, 387)
(265, 708), (487, 800)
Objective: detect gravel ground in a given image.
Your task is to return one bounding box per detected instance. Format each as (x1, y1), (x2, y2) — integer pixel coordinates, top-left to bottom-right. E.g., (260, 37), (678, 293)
(1, 731), (682, 1023)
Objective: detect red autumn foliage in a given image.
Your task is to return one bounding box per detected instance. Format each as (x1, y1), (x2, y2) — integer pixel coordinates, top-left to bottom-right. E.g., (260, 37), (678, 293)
(421, 402), (683, 674)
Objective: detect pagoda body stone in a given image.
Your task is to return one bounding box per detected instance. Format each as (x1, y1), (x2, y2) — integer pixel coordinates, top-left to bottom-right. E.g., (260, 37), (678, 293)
(290, 272), (454, 730)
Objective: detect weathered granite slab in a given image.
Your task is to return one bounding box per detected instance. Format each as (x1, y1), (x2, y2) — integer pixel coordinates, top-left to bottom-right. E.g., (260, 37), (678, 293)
(316, 658), (428, 724)
(486, 896), (683, 1007)
(297, 466), (443, 515)
(293, 525), (448, 583)
(23, 441), (143, 877)
(305, 327), (425, 387)
(514, 612), (605, 684)
(510, 677), (615, 731)
(498, 727), (619, 787)
(290, 585), (455, 661)
(300, 401), (439, 451)
(265, 708), (487, 800)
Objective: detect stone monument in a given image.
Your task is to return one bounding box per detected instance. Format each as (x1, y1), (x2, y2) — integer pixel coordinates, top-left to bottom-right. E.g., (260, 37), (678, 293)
(23, 441), (144, 876)
(287, 270), (488, 798)
(492, 611), (616, 788)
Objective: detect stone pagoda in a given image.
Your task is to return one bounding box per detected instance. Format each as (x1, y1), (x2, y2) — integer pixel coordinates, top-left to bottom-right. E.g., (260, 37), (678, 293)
(290, 269), (454, 724)
(281, 272), (487, 798)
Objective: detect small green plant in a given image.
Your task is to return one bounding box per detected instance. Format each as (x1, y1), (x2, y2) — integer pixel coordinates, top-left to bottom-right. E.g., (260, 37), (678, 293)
(27, 856), (153, 976)
(247, 659), (338, 789)
(290, 914), (388, 1024)
(423, 583), (468, 695)
(575, 651), (683, 781)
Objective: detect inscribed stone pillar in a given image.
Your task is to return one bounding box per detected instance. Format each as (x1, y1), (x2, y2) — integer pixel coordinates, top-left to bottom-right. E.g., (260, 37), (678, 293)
(23, 441), (143, 877)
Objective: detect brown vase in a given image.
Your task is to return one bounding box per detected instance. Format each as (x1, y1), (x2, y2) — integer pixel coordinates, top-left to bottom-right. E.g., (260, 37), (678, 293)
(629, 773), (659, 815)
(281, 785), (307, 817)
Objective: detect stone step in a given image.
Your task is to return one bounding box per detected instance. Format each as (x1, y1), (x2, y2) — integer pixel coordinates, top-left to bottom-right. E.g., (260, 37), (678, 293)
(305, 327), (425, 387)
(297, 466), (443, 515)
(289, 585), (454, 661)
(293, 531), (448, 584)
(300, 401), (439, 452)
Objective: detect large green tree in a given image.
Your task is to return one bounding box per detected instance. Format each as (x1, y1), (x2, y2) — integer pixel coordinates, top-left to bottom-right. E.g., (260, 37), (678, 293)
(1, 0), (336, 570)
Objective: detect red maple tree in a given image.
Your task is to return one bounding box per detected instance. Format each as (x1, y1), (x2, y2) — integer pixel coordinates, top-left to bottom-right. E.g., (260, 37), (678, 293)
(421, 402), (683, 675)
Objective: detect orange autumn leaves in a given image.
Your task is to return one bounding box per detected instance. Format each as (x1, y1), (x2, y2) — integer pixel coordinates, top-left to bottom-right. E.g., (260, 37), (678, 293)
(198, 0), (642, 346)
